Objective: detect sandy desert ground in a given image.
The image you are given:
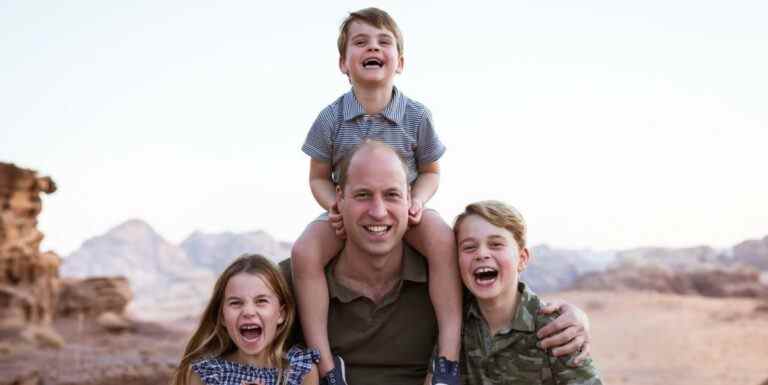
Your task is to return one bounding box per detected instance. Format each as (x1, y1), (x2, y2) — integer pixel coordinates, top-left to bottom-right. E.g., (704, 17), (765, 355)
(545, 290), (768, 385)
(2, 290), (766, 385)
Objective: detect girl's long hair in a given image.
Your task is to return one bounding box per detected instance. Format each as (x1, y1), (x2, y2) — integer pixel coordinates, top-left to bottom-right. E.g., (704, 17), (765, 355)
(171, 254), (296, 385)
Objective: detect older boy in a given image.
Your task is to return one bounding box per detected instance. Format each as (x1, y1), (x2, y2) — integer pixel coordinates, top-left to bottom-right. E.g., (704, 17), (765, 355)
(454, 201), (602, 385)
(292, 8), (462, 385)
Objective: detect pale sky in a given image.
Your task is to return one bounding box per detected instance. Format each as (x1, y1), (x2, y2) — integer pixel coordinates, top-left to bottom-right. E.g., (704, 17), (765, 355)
(2, 0), (767, 256)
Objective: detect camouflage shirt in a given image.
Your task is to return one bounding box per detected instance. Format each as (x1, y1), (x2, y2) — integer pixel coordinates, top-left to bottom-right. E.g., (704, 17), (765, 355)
(461, 282), (602, 385)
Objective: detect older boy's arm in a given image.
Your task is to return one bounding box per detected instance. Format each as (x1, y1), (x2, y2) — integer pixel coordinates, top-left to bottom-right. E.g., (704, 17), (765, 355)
(309, 158), (336, 210)
(537, 300), (591, 365)
(410, 162), (440, 225)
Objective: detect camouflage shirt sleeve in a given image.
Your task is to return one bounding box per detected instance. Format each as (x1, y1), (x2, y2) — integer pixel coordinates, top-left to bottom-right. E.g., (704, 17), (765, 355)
(536, 309), (603, 385)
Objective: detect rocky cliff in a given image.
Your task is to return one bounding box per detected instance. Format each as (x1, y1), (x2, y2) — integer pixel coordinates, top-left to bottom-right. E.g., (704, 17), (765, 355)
(0, 162), (59, 330)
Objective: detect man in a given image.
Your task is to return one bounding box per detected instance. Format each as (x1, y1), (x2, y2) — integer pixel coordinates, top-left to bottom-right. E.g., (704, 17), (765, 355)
(282, 140), (590, 385)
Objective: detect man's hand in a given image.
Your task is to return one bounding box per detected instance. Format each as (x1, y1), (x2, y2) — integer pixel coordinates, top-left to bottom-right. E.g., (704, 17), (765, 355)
(536, 300), (591, 365)
(329, 202), (346, 239)
(409, 198), (424, 225)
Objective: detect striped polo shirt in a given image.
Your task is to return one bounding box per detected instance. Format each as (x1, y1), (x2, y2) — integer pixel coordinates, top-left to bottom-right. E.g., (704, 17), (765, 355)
(302, 87), (446, 184)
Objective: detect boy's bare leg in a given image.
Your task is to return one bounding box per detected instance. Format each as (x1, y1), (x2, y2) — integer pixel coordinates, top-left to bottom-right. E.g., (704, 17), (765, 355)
(405, 209), (462, 361)
(291, 220), (345, 375)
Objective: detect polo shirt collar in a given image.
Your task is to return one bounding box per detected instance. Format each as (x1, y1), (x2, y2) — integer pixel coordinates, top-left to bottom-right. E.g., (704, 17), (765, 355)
(326, 243), (426, 303)
(341, 87), (407, 125)
(466, 282), (537, 333)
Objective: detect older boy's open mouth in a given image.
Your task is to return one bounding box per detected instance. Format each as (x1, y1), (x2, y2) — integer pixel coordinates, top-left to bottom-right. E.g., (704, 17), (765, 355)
(240, 324), (263, 341)
(363, 58), (383, 68)
(473, 267), (498, 284)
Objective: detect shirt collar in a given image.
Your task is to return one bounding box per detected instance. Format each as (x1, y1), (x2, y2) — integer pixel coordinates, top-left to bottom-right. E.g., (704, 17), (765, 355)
(466, 282), (537, 333)
(326, 243), (426, 303)
(341, 87), (406, 125)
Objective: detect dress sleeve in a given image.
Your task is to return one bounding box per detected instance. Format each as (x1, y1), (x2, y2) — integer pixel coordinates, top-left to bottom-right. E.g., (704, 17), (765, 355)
(415, 107), (446, 165)
(302, 105), (336, 162)
(285, 346), (320, 385)
(190, 358), (221, 385)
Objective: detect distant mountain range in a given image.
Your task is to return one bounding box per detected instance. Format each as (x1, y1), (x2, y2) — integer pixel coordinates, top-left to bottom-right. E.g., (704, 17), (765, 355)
(60, 219), (291, 320)
(60, 219), (768, 319)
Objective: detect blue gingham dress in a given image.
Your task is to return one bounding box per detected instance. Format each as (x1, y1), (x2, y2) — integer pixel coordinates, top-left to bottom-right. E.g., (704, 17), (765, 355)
(191, 346), (319, 385)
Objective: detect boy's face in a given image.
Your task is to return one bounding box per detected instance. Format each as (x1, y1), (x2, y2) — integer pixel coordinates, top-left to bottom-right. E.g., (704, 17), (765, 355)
(339, 21), (403, 88)
(457, 215), (530, 302)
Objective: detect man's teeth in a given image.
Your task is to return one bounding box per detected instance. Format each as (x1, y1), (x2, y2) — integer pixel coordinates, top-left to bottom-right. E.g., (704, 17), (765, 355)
(365, 225), (389, 233)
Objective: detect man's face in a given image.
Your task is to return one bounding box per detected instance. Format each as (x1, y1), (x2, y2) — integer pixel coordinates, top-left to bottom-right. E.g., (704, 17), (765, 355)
(339, 20), (403, 87)
(337, 147), (410, 257)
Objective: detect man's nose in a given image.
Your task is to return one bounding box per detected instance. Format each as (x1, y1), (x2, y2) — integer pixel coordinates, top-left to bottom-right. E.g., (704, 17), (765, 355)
(367, 42), (380, 51)
(368, 196), (387, 218)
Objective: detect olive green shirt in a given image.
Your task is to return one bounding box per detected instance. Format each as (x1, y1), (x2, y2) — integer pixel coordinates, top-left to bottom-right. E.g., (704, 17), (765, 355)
(281, 244), (437, 385)
(461, 282), (602, 385)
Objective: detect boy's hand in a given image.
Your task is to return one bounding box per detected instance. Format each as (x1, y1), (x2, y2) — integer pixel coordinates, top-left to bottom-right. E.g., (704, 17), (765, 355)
(329, 202), (346, 239)
(408, 198), (424, 225)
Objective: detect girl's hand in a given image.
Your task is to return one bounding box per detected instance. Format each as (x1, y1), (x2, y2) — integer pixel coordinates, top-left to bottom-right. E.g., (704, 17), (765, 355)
(409, 198), (424, 225)
(329, 202), (346, 239)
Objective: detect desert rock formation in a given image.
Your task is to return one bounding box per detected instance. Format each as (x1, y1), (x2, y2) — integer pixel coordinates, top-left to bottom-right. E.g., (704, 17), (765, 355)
(570, 263), (768, 297)
(0, 162), (59, 329)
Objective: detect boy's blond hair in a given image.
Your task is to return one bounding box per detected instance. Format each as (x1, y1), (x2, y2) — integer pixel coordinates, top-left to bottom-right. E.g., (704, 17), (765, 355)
(337, 7), (404, 59)
(454, 200), (527, 249)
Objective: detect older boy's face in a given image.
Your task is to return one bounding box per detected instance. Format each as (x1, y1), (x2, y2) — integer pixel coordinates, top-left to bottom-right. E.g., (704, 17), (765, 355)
(457, 215), (529, 301)
(339, 21), (403, 87)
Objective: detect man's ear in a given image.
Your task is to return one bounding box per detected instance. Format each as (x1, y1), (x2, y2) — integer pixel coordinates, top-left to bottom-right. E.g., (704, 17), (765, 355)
(517, 247), (531, 272)
(396, 54), (405, 74)
(336, 185), (344, 205)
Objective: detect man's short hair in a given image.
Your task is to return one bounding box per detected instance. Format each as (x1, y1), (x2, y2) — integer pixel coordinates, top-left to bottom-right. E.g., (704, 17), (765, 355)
(336, 139), (410, 192)
(337, 7), (404, 59)
(454, 200), (528, 249)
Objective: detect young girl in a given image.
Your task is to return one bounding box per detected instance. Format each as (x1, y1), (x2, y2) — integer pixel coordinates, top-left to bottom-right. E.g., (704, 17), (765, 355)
(172, 254), (319, 385)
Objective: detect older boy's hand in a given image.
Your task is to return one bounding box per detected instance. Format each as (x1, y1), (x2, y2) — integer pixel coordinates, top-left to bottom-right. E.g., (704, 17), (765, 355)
(329, 202), (346, 239)
(536, 300), (591, 366)
(409, 198), (424, 225)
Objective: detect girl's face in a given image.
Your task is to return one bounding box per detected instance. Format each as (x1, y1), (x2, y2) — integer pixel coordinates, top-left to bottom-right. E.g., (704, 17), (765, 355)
(221, 272), (285, 365)
(456, 215), (529, 301)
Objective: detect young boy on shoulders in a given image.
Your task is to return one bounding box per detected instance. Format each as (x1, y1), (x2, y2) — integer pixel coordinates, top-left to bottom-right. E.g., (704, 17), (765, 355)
(454, 201), (602, 385)
(292, 7), (462, 385)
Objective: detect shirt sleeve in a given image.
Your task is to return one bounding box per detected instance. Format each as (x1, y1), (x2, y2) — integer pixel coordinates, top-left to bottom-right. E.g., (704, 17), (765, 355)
(191, 359), (221, 385)
(547, 354), (604, 385)
(415, 107), (446, 165)
(302, 105), (336, 162)
(285, 346), (320, 385)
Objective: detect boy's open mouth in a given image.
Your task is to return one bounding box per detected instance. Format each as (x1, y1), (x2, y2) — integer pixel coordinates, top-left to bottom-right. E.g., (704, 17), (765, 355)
(364, 224), (391, 235)
(363, 58), (383, 68)
(473, 267), (498, 284)
(239, 324), (263, 341)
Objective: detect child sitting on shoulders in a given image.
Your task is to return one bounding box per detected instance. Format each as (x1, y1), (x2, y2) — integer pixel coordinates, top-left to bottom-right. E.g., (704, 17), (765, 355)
(172, 254), (319, 385)
(454, 201), (602, 385)
(293, 7), (462, 385)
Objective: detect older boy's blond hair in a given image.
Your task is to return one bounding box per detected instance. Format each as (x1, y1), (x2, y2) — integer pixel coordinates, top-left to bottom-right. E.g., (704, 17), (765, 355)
(454, 200), (527, 249)
(337, 7), (404, 59)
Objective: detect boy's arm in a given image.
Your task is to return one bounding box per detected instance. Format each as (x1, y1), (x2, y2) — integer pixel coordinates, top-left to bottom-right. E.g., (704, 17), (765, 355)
(409, 161), (440, 225)
(309, 158), (336, 211)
